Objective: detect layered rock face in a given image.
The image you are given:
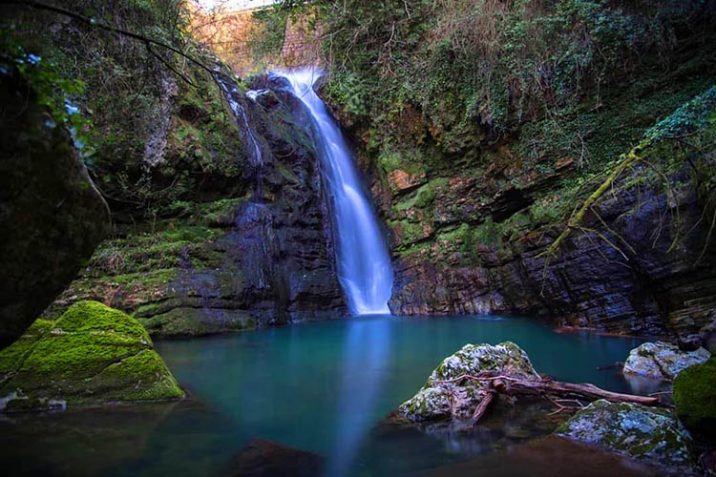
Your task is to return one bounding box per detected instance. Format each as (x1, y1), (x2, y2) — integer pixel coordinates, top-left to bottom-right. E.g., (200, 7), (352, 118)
(390, 178), (715, 337)
(0, 69), (109, 347)
(378, 88), (716, 341)
(49, 75), (345, 336)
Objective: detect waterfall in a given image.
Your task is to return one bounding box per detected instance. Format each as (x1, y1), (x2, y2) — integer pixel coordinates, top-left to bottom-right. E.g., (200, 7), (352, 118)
(271, 66), (394, 315)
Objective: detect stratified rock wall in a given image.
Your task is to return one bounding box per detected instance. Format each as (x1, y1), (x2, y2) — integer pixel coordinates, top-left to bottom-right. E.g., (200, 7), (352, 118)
(49, 75), (346, 336)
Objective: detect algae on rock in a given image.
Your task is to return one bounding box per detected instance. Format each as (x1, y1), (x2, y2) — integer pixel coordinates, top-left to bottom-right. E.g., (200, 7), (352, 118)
(557, 399), (694, 469)
(0, 301), (183, 412)
(399, 341), (539, 422)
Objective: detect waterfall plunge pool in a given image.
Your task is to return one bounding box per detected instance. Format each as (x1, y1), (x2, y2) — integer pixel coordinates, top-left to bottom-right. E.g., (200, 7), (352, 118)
(0, 314), (657, 476)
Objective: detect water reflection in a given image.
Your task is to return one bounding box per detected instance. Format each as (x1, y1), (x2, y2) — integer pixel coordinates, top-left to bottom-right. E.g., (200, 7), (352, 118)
(327, 316), (392, 476)
(0, 315), (648, 476)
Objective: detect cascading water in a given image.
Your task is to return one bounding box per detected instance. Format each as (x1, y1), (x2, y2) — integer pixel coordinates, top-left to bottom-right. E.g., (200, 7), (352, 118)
(272, 66), (394, 315)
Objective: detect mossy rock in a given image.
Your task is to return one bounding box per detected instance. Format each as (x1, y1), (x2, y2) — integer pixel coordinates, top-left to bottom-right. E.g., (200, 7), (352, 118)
(557, 400), (693, 469)
(399, 342), (539, 422)
(138, 307), (257, 338)
(0, 301), (183, 412)
(673, 358), (716, 436)
(623, 341), (710, 380)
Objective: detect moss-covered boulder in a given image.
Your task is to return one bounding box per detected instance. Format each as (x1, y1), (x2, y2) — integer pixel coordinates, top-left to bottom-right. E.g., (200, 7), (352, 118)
(673, 358), (716, 436)
(557, 400), (693, 469)
(623, 341), (710, 380)
(0, 301), (183, 412)
(398, 342), (539, 422)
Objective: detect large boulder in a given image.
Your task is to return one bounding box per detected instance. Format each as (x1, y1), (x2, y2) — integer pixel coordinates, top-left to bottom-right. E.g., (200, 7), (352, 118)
(673, 358), (716, 436)
(398, 342), (539, 422)
(558, 400), (693, 469)
(623, 341), (710, 380)
(0, 68), (109, 347)
(0, 301), (183, 412)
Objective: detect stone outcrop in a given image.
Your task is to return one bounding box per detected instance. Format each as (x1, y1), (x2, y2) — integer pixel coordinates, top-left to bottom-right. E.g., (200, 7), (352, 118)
(380, 89), (716, 341)
(388, 172), (716, 339)
(623, 342), (710, 380)
(47, 74), (345, 336)
(0, 301), (184, 412)
(0, 68), (109, 347)
(558, 400), (694, 470)
(399, 342), (539, 422)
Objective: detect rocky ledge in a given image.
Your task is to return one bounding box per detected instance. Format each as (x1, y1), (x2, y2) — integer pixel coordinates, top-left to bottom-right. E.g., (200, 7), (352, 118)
(0, 301), (184, 412)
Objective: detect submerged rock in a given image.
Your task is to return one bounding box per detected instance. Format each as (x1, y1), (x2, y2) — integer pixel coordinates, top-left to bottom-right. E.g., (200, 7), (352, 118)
(673, 358), (716, 436)
(557, 400), (693, 469)
(223, 439), (324, 477)
(623, 341), (710, 380)
(420, 435), (660, 477)
(398, 342), (538, 422)
(0, 301), (183, 412)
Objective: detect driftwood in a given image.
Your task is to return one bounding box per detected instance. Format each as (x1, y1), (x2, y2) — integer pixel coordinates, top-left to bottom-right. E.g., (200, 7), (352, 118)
(444, 372), (660, 425)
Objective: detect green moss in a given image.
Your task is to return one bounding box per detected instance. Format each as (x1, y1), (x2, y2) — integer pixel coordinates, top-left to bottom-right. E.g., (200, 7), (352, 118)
(92, 349), (182, 401)
(138, 307), (257, 338)
(0, 301), (183, 412)
(393, 178), (448, 213)
(50, 300), (150, 341)
(673, 358), (716, 434)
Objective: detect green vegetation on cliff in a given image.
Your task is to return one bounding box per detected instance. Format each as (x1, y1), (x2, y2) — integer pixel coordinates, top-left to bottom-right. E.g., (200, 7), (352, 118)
(253, 0), (716, 259)
(0, 0), (247, 220)
(0, 301), (183, 412)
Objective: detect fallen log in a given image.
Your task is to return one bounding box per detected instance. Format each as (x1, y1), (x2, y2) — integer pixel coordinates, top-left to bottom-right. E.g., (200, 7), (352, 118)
(452, 372), (660, 426)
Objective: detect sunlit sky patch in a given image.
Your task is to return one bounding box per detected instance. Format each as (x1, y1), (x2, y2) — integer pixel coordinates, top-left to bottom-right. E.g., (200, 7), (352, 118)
(193, 0), (278, 11)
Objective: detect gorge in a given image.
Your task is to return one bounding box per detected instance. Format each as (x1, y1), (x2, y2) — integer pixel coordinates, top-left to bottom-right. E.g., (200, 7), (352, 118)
(0, 0), (715, 476)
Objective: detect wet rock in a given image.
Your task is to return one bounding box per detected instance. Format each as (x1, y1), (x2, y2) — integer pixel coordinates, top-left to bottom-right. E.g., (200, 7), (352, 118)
(623, 342), (710, 380)
(0, 68), (109, 347)
(673, 358), (716, 436)
(0, 301), (183, 412)
(699, 315), (716, 354)
(46, 73), (346, 336)
(138, 307), (257, 338)
(557, 399), (693, 469)
(399, 342), (538, 422)
(223, 439), (324, 477)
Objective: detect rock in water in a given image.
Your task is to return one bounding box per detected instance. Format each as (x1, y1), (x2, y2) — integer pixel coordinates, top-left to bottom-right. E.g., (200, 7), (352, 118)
(0, 68), (109, 347)
(623, 341), (710, 380)
(398, 341), (539, 422)
(223, 439), (324, 477)
(673, 358), (716, 436)
(0, 301), (183, 412)
(558, 400), (693, 469)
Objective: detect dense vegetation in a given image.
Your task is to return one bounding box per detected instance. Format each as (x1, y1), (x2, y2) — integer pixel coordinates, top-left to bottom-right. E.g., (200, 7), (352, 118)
(0, 0), (246, 222)
(252, 0), (716, 259)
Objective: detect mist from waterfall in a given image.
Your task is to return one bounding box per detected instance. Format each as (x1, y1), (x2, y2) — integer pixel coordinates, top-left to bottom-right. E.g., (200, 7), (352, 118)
(271, 66), (394, 315)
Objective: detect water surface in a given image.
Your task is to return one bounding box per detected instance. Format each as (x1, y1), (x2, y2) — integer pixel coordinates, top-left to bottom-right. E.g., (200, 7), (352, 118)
(0, 314), (646, 476)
